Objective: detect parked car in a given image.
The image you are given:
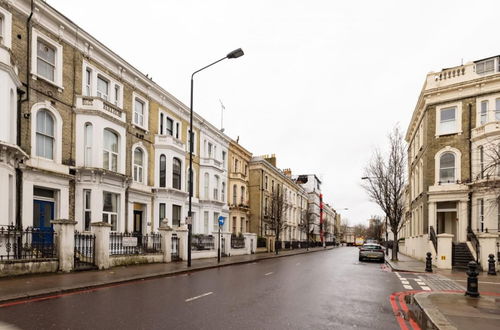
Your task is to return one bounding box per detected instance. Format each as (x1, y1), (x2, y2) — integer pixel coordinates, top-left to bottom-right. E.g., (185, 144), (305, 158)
(358, 243), (385, 263)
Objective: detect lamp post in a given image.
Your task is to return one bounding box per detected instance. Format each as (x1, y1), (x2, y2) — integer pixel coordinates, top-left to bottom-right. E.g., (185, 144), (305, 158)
(361, 176), (389, 256)
(187, 48), (244, 267)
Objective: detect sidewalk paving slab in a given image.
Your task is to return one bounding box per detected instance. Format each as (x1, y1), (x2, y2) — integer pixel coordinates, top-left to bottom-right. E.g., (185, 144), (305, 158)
(412, 291), (500, 330)
(0, 246), (334, 304)
(384, 249), (427, 273)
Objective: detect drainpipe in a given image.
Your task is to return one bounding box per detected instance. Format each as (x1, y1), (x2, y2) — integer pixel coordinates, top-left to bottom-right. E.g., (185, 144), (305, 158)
(260, 169), (264, 237)
(15, 1), (35, 229)
(467, 103), (472, 234)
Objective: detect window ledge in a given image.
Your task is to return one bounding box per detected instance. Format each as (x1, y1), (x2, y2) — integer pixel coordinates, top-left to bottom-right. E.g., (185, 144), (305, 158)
(435, 130), (463, 138)
(31, 73), (64, 92)
(132, 124), (149, 134)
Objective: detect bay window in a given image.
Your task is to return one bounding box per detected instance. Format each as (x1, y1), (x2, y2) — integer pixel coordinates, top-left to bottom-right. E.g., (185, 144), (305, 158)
(103, 192), (118, 231)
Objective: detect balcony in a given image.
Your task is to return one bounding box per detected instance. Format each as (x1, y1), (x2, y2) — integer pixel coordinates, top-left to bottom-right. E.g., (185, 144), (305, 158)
(201, 157), (222, 168)
(75, 96), (125, 122)
(154, 134), (185, 151)
(229, 171), (247, 180)
(472, 120), (500, 140)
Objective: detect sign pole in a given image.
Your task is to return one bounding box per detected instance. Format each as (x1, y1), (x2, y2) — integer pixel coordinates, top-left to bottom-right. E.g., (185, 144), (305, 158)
(218, 224), (221, 263)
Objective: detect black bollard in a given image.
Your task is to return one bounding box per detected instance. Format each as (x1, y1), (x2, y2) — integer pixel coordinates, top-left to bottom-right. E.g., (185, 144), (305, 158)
(425, 252), (433, 272)
(487, 254), (497, 276)
(465, 261), (480, 298)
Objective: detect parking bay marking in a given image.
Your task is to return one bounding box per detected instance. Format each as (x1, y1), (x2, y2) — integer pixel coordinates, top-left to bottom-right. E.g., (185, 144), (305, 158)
(185, 292), (213, 302)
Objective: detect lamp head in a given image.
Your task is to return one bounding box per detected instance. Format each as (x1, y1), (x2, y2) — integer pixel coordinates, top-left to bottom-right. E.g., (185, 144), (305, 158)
(227, 48), (244, 59)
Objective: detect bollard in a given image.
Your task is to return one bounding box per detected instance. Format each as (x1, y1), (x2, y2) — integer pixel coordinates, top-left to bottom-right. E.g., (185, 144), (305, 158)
(465, 261), (480, 298)
(487, 254), (497, 276)
(425, 252), (433, 272)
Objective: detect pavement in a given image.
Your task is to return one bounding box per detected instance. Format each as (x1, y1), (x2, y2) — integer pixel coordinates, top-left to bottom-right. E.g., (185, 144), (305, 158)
(385, 249), (500, 329)
(0, 246), (334, 304)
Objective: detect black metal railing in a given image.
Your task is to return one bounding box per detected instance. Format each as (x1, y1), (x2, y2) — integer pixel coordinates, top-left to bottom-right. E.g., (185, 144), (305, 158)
(292, 241), (300, 249)
(74, 231), (96, 270)
(231, 235), (245, 249)
(467, 226), (480, 262)
(191, 234), (214, 251)
(171, 234), (180, 261)
(429, 226), (438, 252)
(0, 226), (56, 261)
(284, 241), (291, 249)
(257, 237), (267, 248)
(109, 232), (162, 255)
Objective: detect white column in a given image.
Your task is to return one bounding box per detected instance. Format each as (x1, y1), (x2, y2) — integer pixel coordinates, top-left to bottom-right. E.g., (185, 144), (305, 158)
(458, 201), (468, 242)
(91, 222), (112, 270)
(158, 220), (173, 263)
(51, 219), (77, 272)
(175, 225), (189, 261)
(436, 233), (453, 269)
(428, 201), (437, 231)
(478, 233), (498, 271)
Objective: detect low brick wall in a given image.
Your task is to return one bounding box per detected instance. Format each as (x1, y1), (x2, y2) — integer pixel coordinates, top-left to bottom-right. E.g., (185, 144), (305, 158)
(192, 250), (217, 260)
(110, 254), (163, 267)
(0, 259), (58, 277)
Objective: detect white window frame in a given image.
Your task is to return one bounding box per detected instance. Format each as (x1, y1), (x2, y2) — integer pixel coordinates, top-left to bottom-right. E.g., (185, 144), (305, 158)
(204, 173), (209, 199)
(478, 198), (484, 232)
(31, 29), (63, 89)
(480, 100), (488, 125)
(476, 58), (496, 75)
(97, 75), (109, 101)
(83, 189), (91, 231)
(213, 175), (219, 201)
(82, 62), (123, 108)
(30, 102), (63, 164)
(103, 191), (119, 231)
(84, 122), (93, 167)
(0, 7), (12, 49)
(213, 212), (220, 233)
(132, 93), (149, 130)
(35, 110), (55, 160)
(436, 103), (462, 136)
(133, 147), (145, 184)
(103, 128), (119, 172)
(434, 147), (461, 185)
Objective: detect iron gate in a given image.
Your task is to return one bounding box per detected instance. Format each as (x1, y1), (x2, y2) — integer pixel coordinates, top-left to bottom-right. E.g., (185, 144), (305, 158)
(74, 231), (96, 271)
(171, 234), (180, 261)
(221, 237), (227, 257)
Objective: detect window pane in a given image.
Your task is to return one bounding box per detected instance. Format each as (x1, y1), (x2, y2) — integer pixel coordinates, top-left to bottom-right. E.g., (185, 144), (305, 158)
(440, 121), (455, 135)
(440, 108), (456, 121)
(440, 153), (455, 168)
(44, 136), (53, 159)
(97, 76), (108, 99)
(111, 154), (118, 172)
(103, 151), (109, 170)
(159, 155), (166, 187)
(37, 59), (55, 81)
(37, 40), (55, 64)
(134, 148), (143, 166)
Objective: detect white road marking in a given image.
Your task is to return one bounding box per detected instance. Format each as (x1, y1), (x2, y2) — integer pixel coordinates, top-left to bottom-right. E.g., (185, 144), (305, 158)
(403, 285), (413, 290)
(395, 272), (401, 278)
(401, 280), (410, 285)
(421, 286), (431, 291)
(264, 272), (274, 276)
(185, 292), (213, 302)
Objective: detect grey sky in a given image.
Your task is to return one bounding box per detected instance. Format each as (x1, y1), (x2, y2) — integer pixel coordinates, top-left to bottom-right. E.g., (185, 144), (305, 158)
(48, 0), (500, 226)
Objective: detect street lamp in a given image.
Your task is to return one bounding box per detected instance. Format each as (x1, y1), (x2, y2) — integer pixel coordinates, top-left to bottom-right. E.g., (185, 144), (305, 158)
(361, 176), (389, 256)
(187, 48), (244, 267)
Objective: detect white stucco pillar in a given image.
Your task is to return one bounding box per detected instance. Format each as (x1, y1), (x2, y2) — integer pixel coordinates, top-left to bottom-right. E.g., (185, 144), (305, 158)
(91, 222), (112, 270)
(222, 232), (232, 256)
(428, 202), (437, 231)
(51, 219), (77, 272)
(243, 233), (256, 254)
(436, 233), (453, 269)
(458, 201), (468, 242)
(175, 225), (189, 261)
(478, 233), (498, 271)
(158, 220), (173, 263)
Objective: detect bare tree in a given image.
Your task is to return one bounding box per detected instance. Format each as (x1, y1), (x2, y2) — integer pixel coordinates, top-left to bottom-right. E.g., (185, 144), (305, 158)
(353, 224), (367, 238)
(362, 126), (407, 261)
(366, 216), (384, 242)
(263, 188), (288, 254)
(298, 208), (314, 249)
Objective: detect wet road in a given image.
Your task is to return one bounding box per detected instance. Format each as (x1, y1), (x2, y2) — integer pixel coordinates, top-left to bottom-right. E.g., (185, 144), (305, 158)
(0, 247), (403, 330)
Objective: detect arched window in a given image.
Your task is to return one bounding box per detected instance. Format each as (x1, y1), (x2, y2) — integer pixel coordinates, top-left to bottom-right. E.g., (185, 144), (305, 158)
(159, 155), (166, 187)
(204, 173), (209, 198)
(103, 129), (118, 171)
(221, 182), (226, 202)
(439, 152), (455, 183)
(172, 157), (181, 189)
(213, 175), (219, 200)
(233, 184), (237, 205)
(133, 148), (144, 183)
(36, 110), (55, 159)
(84, 123), (93, 166)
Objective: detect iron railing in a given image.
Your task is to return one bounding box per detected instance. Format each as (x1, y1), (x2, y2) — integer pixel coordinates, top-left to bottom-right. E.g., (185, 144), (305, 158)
(191, 234), (214, 251)
(0, 226), (56, 261)
(231, 235), (245, 249)
(257, 237), (267, 248)
(429, 226), (438, 252)
(467, 226), (480, 262)
(171, 234), (180, 261)
(74, 231), (96, 270)
(109, 232), (162, 255)
(292, 241), (300, 249)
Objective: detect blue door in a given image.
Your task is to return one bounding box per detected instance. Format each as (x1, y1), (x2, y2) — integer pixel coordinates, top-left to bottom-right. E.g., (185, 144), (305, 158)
(33, 200), (54, 244)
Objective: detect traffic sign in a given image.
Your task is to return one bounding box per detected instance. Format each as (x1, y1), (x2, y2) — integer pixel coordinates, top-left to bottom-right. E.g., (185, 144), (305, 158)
(218, 215), (225, 226)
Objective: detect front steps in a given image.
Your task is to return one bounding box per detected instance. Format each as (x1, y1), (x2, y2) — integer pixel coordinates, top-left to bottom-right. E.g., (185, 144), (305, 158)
(452, 243), (475, 269)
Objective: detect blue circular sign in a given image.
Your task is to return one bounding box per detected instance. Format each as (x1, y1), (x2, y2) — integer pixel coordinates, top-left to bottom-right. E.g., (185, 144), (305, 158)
(218, 216), (225, 226)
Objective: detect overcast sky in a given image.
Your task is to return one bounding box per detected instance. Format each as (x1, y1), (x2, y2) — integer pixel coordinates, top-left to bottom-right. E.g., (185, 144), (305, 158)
(49, 0), (500, 226)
